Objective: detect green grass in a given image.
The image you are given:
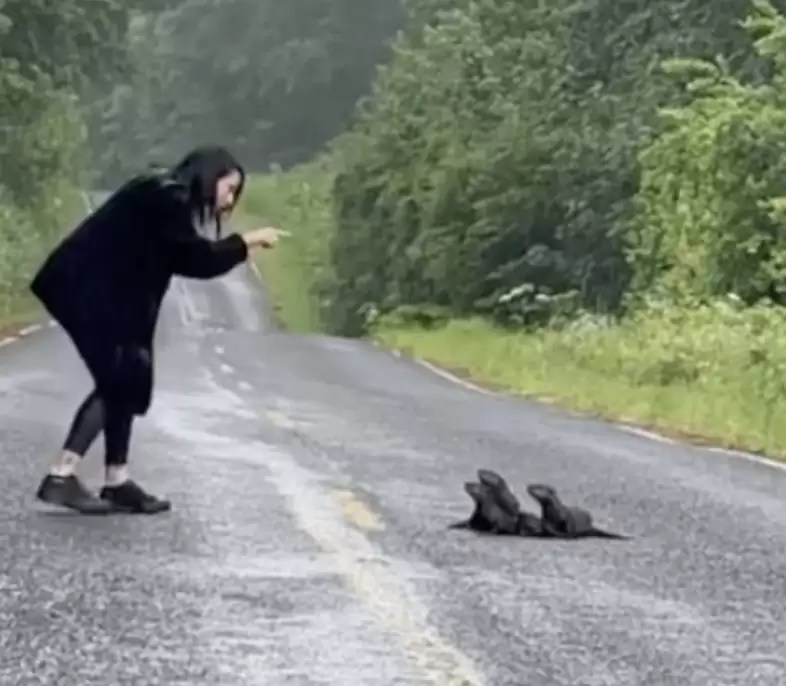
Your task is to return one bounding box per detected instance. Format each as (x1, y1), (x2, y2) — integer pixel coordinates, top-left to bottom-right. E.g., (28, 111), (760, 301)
(237, 160), (335, 333)
(373, 307), (786, 460)
(0, 184), (85, 333)
(234, 163), (786, 462)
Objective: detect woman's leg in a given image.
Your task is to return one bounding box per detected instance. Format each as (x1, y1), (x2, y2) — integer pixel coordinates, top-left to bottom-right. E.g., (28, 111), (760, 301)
(49, 389), (105, 476)
(102, 402), (133, 485)
(99, 401), (171, 514)
(35, 389), (113, 514)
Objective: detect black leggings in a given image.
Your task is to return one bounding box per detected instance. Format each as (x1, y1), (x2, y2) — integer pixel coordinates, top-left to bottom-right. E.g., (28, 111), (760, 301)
(63, 389), (134, 466)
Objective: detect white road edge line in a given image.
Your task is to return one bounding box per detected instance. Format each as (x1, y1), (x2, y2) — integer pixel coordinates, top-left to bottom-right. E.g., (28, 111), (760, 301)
(404, 345), (786, 473)
(616, 425), (677, 445)
(614, 425), (786, 471)
(0, 189), (94, 352)
(704, 445), (786, 471)
(413, 357), (497, 397)
(17, 324), (41, 337)
(245, 239), (786, 475)
(0, 321), (54, 350)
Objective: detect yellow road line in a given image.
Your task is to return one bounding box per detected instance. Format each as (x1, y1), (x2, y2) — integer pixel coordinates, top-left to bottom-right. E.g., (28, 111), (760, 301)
(332, 489), (385, 532)
(265, 408), (297, 429)
(261, 438), (485, 685)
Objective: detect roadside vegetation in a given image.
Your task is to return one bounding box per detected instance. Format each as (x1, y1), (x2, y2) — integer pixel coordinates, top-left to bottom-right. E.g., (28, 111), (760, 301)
(0, 1), (107, 329)
(0, 0), (401, 331)
(241, 0), (786, 459)
(6, 0), (786, 458)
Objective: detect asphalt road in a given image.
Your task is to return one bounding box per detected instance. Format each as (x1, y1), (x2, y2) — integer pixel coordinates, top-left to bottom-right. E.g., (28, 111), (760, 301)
(1, 261), (786, 685)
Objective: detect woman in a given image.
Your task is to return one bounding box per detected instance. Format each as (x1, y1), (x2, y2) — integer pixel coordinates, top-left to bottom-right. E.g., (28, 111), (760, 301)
(31, 146), (280, 515)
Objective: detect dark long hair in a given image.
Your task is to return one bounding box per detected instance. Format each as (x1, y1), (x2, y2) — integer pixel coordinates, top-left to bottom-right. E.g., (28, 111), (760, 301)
(164, 146), (246, 238)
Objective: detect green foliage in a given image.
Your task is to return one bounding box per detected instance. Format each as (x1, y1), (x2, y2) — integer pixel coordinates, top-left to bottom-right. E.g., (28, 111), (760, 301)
(0, 183), (84, 323)
(0, 0), (140, 92)
(627, 0), (786, 306)
(0, 0), (404, 325)
(373, 297), (786, 457)
(370, 303), (452, 331)
(486, 284), (583, 330)
(87, 0), (405, 184)
(0, 0), (143, 325)
(238, 160), (337, 333)
(552, 296), (786, 391)
(325, 0), (786, 458)
(327, 1), (575, 335)
(0, 0), (152, 206)
(0, 71), (86, 205)
(549, 294), (786, 440)
(320, 0), (786, 336)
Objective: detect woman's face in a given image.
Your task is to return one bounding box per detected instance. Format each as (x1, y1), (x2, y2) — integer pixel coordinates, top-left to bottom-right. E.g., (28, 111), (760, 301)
(215, 169), (242, 215)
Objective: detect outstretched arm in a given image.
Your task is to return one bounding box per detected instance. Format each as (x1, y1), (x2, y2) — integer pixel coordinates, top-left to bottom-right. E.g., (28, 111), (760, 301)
(168, 229), (249, 279)
(159, 185), (249, 279)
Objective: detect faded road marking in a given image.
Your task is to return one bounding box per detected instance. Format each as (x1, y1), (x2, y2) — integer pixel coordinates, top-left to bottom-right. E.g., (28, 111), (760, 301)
(264, 409), (297, 430)
(175, 279), (201, 326)
(249, 259), (263, 281)
(407, 347), (786, 475)
(0, 321), (49, 349)
(172, 302), (485, 684)
(264, 448), (485, 686)
(156, 370), (475, 683)
(17, 324), (41, 337)
(706, 445), (786, 472)
(413, 358), (496, 397)
(333, 489), (385, 532)
(617, 425), (677, 445)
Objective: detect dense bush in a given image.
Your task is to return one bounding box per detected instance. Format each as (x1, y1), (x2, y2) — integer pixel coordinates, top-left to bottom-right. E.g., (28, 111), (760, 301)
(0, 0), (143, 321)
(323, 0), (786, 336)
(627, 1), (786, 306)
(86, 0), (405, 185)
(0, 0), (405, 323)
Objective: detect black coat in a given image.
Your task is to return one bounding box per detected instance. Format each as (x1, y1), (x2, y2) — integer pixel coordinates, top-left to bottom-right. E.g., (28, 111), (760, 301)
(30, 175), (249, 415)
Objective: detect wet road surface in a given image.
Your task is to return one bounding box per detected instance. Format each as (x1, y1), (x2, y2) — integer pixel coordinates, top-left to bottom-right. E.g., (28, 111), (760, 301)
(2, 263), (786, 685)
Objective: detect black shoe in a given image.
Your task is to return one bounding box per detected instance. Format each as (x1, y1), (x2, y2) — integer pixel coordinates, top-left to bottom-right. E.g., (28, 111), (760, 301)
(36, 474), (113, 514)
(100, 480), (171, 514)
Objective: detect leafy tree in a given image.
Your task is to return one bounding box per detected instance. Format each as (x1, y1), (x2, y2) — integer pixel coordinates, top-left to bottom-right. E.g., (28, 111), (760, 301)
(87, 0), (405, 184)
(627, 0), (786, 306)
(323, 0), (786, 335)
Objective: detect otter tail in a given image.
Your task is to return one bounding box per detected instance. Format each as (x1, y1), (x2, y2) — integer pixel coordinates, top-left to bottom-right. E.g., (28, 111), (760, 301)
(585, 527), (630, 540)
(448, 519), (470, 530)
